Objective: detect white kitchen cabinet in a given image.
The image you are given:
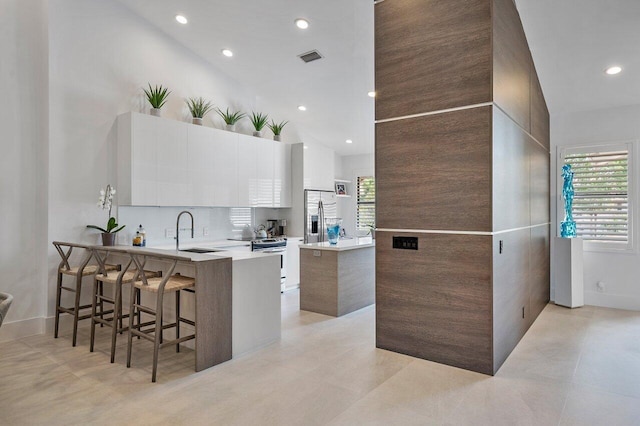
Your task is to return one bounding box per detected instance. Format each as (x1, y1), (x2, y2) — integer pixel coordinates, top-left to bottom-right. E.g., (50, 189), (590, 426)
(117, 112), (290, 208)
(285, 237), (303, 289)
(303, 143), (335, 191)
(210, 128), (239, 207)
(273, 142), (291, 207)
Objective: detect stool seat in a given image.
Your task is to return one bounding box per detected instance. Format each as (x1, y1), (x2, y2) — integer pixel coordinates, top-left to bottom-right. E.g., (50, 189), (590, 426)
(60, 264), (118, 277)
(97, 269), (159, 285)
(134, 275), (195, 293)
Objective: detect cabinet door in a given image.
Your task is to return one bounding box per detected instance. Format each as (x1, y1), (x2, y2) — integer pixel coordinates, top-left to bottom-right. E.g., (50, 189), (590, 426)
(237, 134), (258, 207)
(212, 129), (239, 207)
(156, 120), (190, 206)
(285, 237), (302, 288)
(255, 138), (274, 207)
(273, 142), (291, 207)
(188, 125), (215, 206)
(131, 113), (158, 205)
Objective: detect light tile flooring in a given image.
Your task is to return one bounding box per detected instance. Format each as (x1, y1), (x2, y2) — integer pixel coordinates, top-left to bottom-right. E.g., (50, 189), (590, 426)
(1, 291), (640, 425)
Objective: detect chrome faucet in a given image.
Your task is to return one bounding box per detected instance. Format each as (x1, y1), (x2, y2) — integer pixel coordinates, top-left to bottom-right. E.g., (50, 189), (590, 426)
(176, 210), (194, 251)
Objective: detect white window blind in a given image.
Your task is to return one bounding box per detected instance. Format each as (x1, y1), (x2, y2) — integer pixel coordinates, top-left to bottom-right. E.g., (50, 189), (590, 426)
(357, 176), (375, 230)
(564, 149), (629, 244)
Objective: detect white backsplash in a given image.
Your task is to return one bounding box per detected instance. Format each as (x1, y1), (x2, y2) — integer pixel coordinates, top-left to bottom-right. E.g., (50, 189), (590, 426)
(118, 206), (290, 247)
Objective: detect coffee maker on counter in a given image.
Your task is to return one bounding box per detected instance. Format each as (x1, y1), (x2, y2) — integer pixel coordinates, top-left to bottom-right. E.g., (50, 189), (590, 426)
(266, 219), (287, 237)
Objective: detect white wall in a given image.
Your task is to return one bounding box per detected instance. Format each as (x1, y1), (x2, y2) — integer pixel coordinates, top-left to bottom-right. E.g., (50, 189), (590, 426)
(0, 0), (49, 341)
(46, 0), (281, 320)
(337, 154), (374, 237)
(551, 104), (640, 310)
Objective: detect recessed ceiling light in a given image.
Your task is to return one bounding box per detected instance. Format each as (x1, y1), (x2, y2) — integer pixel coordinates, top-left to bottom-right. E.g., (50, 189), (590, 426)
(303, 145), (308, 149)
(605, 66), (622, 75)
(368, 91), (376, 98)
(346, 139), (353, 144)
(298, 105), (307, 111)
(175, 15), (188, 24)
(295, 18), (309, 29)
(222, 49), (233, 57)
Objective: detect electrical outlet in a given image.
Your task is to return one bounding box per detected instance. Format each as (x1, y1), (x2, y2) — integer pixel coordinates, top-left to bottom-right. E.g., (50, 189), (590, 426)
(203, 227), (209, 237)
(165, 228), (176, 238)
(597, 281), (606, 293)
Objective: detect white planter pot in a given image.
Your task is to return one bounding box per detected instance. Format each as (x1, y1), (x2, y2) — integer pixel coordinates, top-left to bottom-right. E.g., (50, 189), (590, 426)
(225, 124), (236, 132)
(192, 117), (203, 126)
(253, 131), (262, 138)
(274, 134), (282, 142)
(150, 108), (161, 117)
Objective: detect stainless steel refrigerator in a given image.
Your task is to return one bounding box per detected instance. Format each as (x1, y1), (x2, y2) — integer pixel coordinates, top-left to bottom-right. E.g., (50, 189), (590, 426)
(304, 189), (337, 243)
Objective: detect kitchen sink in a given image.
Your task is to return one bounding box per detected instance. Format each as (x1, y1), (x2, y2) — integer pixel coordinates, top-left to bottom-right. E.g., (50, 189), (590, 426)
(180, 248), (224, 254)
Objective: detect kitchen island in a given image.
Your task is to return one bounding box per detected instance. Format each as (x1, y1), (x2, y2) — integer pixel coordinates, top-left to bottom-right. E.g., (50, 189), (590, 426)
(299, 237), (375, 317)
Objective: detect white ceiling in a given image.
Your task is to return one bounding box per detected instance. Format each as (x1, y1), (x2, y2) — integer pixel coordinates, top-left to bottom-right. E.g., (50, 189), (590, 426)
(115, 0), (375, 156)
(116, 0), (639, 154)
(516, 0), (640, 115)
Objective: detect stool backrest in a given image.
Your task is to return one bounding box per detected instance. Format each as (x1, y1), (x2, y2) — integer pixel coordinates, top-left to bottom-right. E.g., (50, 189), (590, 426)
(92, 246), (130, 280)
(0, 292), (14, 327)
(128, 251), (192, 293)
(52, 241), (94, 274)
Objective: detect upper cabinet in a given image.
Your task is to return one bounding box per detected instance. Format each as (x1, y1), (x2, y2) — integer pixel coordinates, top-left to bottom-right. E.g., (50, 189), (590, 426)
(117, 112), (291, 208)
(303, 143), (335, 191)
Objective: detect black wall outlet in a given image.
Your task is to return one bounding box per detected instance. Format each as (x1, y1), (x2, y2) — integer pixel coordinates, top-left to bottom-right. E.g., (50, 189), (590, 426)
(393, 236), (418, 250)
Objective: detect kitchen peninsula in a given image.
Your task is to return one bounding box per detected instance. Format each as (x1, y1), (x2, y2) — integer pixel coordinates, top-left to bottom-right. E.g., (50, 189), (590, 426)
(299, 237), (375, 317)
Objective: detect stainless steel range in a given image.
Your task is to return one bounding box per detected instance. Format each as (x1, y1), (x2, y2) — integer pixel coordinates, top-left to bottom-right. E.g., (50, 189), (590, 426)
(251, 238), (287, 292)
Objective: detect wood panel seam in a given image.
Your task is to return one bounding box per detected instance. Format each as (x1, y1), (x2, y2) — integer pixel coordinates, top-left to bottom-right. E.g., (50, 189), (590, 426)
(377, 223), (551, 236)
(375, 102), (493, 124)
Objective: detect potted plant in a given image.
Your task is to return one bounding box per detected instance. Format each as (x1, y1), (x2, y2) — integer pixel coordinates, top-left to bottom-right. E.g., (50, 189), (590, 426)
(268, 120), (288, 142)
(249, 112), (269, 137)
(216, 107), (246, 132)
(87, 184), (125, 246)
(186, 97), (214, 125)
(143, 84), (170, 117)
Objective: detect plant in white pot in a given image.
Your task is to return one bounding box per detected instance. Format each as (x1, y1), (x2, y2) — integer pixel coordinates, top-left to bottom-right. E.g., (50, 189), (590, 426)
(250, 112), (269, 137)
(186, 97), (214, 125)
(86, 184), (125, 246)
(268, 120), (288, 142)
(143, 84), (170, 117)
(216, 107), (245, 132)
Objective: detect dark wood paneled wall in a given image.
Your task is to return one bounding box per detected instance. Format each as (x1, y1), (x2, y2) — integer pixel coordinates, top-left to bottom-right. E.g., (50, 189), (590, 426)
(376, 231), (494, 375)
(376, 107), (493, 232)
(375, 0), (550, 375)
(375, 0), (492, 120)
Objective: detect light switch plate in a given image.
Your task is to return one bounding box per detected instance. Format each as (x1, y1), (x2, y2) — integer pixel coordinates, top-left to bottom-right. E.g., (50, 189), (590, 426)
(203, 227), (209, 236)
(165, 228), (176, 238)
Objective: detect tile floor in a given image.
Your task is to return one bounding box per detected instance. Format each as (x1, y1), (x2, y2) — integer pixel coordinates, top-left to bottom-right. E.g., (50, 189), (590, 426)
(1, 290), (639, 425)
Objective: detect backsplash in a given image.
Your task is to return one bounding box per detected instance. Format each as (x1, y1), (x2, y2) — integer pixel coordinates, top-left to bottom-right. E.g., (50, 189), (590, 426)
(118, 206), (290, 247)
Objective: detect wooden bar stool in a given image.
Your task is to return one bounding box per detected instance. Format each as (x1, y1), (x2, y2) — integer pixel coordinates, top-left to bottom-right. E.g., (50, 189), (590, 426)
(90, 246), (161, 363)
(126, 251), (195, 382)
(52, 241), (118, 346)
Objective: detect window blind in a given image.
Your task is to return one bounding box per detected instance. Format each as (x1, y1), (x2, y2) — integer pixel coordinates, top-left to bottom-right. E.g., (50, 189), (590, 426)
(357, 176), (375, 230)
(564, 150), (629, 243)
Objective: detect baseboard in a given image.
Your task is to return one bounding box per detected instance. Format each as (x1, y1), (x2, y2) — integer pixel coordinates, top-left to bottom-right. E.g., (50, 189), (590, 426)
(585, 291), (640, 311)
(0, 317), (46, 343)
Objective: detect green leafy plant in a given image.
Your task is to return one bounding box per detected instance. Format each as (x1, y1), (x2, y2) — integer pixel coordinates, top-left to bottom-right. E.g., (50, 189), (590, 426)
(249, 112), (269, 131)
(87, 185), (125, 234)
(143, 84), (170, 109)
(267, 119), (288, 136)
(186, 97), (214, 118)
(216, 107), (246, 125)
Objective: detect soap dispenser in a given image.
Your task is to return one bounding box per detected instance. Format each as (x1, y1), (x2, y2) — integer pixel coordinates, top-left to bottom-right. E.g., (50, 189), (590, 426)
(137, 224), (146, 247)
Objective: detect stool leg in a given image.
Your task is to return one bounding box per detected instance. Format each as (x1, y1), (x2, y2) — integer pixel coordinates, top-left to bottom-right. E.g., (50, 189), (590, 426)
(152, 292), (164, 383)
(175, 291), (180, 353)
(72, 274), (82, 347)
(110, 281), (120, 363)
(136, 289), (141, 340)
(99, 281), (105, 328)
(126, 283), (136, 369)
(54, 272), (63, 338)
(90, 277), (99, 352)
(118, 284), (124, 334)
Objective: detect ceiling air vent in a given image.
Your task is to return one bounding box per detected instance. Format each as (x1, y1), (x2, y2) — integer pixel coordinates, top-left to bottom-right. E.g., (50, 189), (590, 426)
(298, 50), (323, 63)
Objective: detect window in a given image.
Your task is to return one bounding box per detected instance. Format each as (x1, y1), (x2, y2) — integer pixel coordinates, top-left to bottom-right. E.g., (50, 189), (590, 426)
(561, 143), (632, 251)
(356, 176), (375, 232)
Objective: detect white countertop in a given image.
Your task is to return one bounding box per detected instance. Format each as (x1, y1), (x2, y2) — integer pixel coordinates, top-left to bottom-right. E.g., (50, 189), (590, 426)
(299, 237), (375, 252)
(145, 240), (278, 262)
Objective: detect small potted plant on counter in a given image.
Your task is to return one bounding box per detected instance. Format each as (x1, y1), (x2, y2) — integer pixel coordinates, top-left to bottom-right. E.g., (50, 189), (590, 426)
(250, 112), (269, 137)
(143, 84), (170, 117)
(186, 97), (214, 125)
(216, 107), (246, 132)
(268, 119), (288, 142)
(87, 184), (125, 246)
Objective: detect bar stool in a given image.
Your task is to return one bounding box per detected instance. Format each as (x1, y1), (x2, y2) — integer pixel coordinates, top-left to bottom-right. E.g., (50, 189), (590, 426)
(126, 251), (195, 382)
(53, 242), (118, 346)
(90, 246), (161, 363)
